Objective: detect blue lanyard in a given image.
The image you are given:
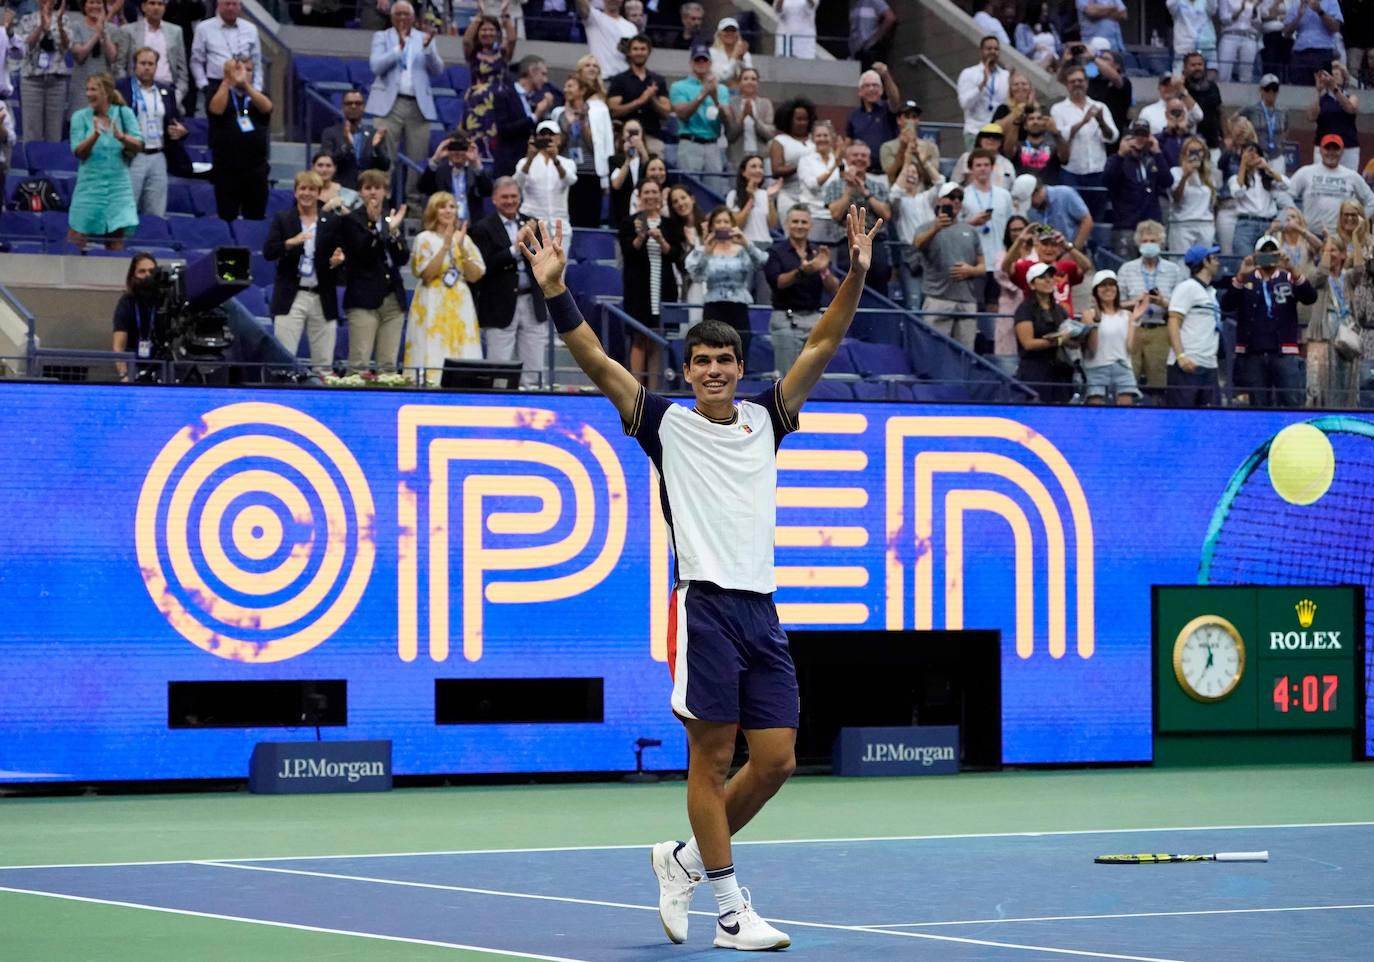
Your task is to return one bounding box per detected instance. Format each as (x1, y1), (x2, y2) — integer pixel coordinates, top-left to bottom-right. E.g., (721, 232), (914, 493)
(1331, 275), (1349, 320)
(135, 304), (154, 340)
(1260, 274), (1273, 315)
(230, 90), (248, 116)
(986, 71), (997, 112)
(1260, 105), (1277, 150)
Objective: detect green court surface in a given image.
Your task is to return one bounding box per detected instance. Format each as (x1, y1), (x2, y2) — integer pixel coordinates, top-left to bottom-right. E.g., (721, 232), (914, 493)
(3, 764), (1371, 961)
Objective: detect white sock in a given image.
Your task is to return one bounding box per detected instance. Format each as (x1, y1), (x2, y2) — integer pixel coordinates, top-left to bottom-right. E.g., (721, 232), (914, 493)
(676, 837), (706, 878)
(705, 864), (745, 917)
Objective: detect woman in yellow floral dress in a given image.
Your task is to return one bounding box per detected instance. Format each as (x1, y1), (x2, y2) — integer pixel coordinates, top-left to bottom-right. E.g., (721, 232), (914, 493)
(406, 191), (486, 384)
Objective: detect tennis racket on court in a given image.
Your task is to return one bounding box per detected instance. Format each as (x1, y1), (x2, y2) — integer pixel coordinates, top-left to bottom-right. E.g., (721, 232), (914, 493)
(1197, 415), (1374, 758)
(1095, 851), (1269, 865)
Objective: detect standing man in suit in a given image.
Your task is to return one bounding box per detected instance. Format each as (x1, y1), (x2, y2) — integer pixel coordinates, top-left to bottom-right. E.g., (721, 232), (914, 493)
(470, 176), (549, 386)
(264, 170), (345, 374)
(190, 0), (263, 103)
(337, 169), (410, 372)
(118, 46), (192, 217)
(122, 0), (187, 106)
(419, 130), (493, 219)
(491, 54), (559, 178)
(321, 89), (390, 190)
(365, 0), (443, 203)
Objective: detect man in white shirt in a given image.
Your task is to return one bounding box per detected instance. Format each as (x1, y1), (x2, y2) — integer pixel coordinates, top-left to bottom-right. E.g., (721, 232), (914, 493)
(190, 0), (262, 101)
(514, 120), (578, 245)
(1050, 63), (1117, 221)
(576, 0), (636, 76)
(1288, 134), (1374, 233)
(1135, 74), (1202, 135)
(955, 35), (1010, 150)
(1166, 243), (1222, 406)
(123, 0), (188, 106)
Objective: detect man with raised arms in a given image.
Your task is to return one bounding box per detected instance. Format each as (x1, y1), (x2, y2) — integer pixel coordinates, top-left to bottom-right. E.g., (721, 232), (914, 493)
(518, 206), (881, 951)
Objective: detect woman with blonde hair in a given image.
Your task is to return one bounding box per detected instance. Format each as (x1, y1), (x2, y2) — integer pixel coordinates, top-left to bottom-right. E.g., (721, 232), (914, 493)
(573, 54), (608, 101)
(555, 75), (614, 228)
(709, 16), (752, 88)
(1334, 201), (1370, 260)
(407, 191), (486, 384)
(995, 70), (1042, 159)
(1308, 236), (1366, 406)
(1168, 135), (1218, 250)
(68, 72), (141, 250)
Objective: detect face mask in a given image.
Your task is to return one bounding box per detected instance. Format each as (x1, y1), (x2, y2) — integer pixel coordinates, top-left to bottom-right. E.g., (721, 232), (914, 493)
(1139, 242), (1161, 259)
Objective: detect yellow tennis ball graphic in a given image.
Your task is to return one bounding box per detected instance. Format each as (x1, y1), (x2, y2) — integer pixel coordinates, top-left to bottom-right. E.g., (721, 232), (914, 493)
(1267, 423), (1335, 506)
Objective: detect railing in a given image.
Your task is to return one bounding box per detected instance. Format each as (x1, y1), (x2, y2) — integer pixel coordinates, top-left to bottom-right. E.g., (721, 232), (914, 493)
(904, 53), (959, 97)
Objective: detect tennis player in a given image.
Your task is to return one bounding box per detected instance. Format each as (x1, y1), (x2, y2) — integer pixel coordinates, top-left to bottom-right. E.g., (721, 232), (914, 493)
(520, 206), (881, 951)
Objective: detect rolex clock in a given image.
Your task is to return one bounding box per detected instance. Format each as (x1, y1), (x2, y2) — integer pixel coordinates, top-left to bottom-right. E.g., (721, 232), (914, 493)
(1153, 586), (1363, 765)
(1172, 615), (1245, 702)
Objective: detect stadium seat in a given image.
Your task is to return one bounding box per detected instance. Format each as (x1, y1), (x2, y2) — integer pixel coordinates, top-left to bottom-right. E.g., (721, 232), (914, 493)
(267, 188), (295, 215)
(294, 55), (350, 86)
(232, 218), (271, 249)
(233, 285), (270, 318)
(170, 217), (233, 248)
(446, 64), (471, 90)
(181, 116), (209, 146)
(166, 180), (196, 215)
(9, 142), (25, 172)
(746, 334), (775, 375)
(250, 254), (276, 288)
(845, 339), (915, 379)
(435, 96), (464, 129)
(346, 60), (374, 88)
(25, 141), (77, 173)
(3, 172), (24, 207)
(566, 262), (622, 301)
(810, 380), (853, 401)
(735, 378), (772, 397)
(188, 181), (218, 217)
(853, 380), (894, 401)
(131, 215), (174, 246)
(40, 210), (69, 241)
(822, 339), (861, 376)
(5, 241), (45, 254)
(568, 229), (617, 262)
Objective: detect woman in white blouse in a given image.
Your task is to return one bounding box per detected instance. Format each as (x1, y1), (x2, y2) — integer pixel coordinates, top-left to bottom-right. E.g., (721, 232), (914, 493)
(725, 154), (780, 246)
(773, 0), (817, 58)
(797, 120), (842, 243)
(710, 16), (753, 88)
(769, 96), (815, 219)
(1229, 142), (1287, 255)
(724, 67), (775, 169)
(514, 120), (578, 244)
(1168, 135), (1219, 250)
(554, 75), (613, 228)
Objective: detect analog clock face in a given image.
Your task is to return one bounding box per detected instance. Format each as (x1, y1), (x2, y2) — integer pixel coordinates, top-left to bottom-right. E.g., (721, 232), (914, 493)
(1173, 616), (1246, 702)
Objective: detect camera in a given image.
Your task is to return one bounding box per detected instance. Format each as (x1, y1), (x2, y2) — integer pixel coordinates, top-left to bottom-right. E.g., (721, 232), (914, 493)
(134, 248), (247, 383)
(936, 203), (955, 219)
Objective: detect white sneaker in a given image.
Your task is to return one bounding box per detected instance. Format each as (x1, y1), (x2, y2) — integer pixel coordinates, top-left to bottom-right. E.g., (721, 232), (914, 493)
(651, 840), (699, 943)
(713, 891), (790, 951)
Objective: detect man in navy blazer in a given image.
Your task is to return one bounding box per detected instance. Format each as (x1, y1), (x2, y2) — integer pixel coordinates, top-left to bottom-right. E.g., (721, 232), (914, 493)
(470, 177), (550, 386)
(365, 0), (444, 202)
(321, 89), (391, 189)
(491, 55), (562, 178)
(118, 46), (194, 218)
(418, 131), (493, 220)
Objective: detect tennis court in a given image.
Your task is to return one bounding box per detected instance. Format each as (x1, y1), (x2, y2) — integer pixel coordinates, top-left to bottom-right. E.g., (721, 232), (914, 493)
(4, 766), (1371, 961)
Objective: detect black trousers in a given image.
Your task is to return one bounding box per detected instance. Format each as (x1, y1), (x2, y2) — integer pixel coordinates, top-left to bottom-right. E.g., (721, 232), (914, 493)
(568, 171), (604, 229)
(213, 162), (269, 222)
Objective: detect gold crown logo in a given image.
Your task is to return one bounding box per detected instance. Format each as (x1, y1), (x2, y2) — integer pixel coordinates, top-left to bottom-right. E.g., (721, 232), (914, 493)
(1296, 599), (1317, 629)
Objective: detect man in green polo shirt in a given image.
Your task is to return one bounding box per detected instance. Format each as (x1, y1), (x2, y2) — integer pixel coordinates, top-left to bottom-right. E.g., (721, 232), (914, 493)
(670, 43), (738, 179)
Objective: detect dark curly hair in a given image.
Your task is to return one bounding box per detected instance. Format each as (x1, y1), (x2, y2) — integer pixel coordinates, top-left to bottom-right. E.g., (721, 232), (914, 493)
(775, 97), (817, 139)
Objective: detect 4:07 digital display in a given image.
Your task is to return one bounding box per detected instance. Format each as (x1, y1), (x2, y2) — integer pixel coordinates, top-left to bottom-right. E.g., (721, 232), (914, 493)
(1272, 674), (1339, 713)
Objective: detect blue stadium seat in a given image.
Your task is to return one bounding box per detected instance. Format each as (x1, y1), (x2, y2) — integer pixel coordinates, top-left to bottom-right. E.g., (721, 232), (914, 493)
(853, 380), (895, 401)
(566, 262), (622, 300)
(189, 181), (218, 217)
(40, 210), (69, 241)
(166, 179), (197, 215)
(5, 241), (45, 255)
(346, 60), (374, 88)
(810, 380), (853, 401)
(170, 217), (233, 248)
(435, 95), (464, 129)
(845, 339), (914, 378)
(232, 218), (271, 249)
(823, 339), (861, 376)
(233, 285), (270, 318)
(141, 246), (181, 261)
(9, 142), (26, 172)
(568, 229), (617, 262)
(746, 334), (775, 374)
(250, 253), (277, 288)
(735, 378), (771, 397)
(267, 188), (294, 215)
(131, 214), (174, 246)
(27, 141), (77, 173)
(3, 172), (24, 207)
(446, 64), (471, 90)
(294, 55), (350, 86)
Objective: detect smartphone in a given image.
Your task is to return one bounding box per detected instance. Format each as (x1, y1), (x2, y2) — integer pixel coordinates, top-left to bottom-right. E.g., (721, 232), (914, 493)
(1256, 252), (1278, 267)
(936, 203), (954, 219)
(713, 227), (733, 240)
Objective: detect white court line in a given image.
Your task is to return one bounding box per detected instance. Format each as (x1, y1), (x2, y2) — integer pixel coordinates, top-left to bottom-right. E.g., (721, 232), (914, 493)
(0, 819), (1368, 872)
(0, 885), (594, 962)
(192, 860), (1191, 962)
(863, 903), (1374, 928)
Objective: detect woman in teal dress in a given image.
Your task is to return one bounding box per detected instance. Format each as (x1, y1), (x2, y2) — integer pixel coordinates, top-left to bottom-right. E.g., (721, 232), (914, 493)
(461, 1), (517, 154)
(69, 73), (141, 251)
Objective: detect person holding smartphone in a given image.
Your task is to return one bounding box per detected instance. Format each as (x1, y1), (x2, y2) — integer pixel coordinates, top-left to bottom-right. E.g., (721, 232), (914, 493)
(1014, 261), (1074, 401)
(1220, 234), (1316, 406)
(683, 205), (769, 355)
(515, 119), (577, 245)
(912, 183), (984, 350)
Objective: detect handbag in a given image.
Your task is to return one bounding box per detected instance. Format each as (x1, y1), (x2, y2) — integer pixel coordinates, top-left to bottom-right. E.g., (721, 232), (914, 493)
(1334, 317), (1362, 361)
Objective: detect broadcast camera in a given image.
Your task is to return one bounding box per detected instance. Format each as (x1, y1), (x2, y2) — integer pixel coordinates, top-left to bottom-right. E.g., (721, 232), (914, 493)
(136, 247), (251, 383)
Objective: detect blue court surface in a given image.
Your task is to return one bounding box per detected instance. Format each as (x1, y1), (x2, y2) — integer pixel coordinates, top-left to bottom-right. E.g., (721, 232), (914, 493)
(2, 822), (1370, 961)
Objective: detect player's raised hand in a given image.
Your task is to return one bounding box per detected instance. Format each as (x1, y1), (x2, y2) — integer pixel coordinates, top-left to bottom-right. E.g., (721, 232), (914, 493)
(518, 219), (568, 295)
(846, 204), (883, 277)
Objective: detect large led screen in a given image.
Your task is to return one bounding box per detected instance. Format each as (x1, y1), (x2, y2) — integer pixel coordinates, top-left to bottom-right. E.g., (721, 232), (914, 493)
(0, 384), (1370, 782)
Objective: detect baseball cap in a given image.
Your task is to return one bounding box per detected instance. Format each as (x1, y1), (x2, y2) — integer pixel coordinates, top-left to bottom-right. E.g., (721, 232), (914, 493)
(1128, 120), (1151, 136)
(1320, 134), (1345, 149)
(717, 16), (739, 31)
(1183, 243), (1221, 268)
(690, 42), (711, 61)
(938, 182), (963, 198)
(898, 99), (922, 116)
(536, 120), (560, 135)
(1091, 269), (1118, 290)
(1254, 234), (1280, 252)
(978, 122), (1005, 137)
(1259, 73), (1280, 88)
(1088, 37), (1112, 54)
(1026, 262), (1056, 284)
(1010, 173), (1037, 205)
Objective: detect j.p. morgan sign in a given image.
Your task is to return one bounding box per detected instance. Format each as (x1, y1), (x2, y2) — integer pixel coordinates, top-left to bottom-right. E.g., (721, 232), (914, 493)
(249, 740), (393, 794)
(833, 726), (960, 776)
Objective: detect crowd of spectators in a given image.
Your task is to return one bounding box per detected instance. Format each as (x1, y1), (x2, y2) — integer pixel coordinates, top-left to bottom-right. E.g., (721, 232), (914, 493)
(3, 0), (1374, 406)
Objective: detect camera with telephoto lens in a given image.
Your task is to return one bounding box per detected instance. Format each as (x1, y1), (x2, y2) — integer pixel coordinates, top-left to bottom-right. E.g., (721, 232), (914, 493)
(133, 248), (248, 383)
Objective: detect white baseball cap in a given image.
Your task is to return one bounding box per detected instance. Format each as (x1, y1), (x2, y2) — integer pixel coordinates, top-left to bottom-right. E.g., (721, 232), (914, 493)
(536, 120), (560, 135)
(938, 182), (963, 198)
(1254, 234), (1281, 252)
(717, 16), (739, 31)
(1011, 173), (1038, 209)
(1091, 269), (1118, 289)
(1088, 37), (1112, 54)
(1026, 262), (1055, 284)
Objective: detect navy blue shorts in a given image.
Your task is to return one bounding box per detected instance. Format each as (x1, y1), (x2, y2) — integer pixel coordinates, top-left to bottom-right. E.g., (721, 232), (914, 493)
(666, 581), (800, 730)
